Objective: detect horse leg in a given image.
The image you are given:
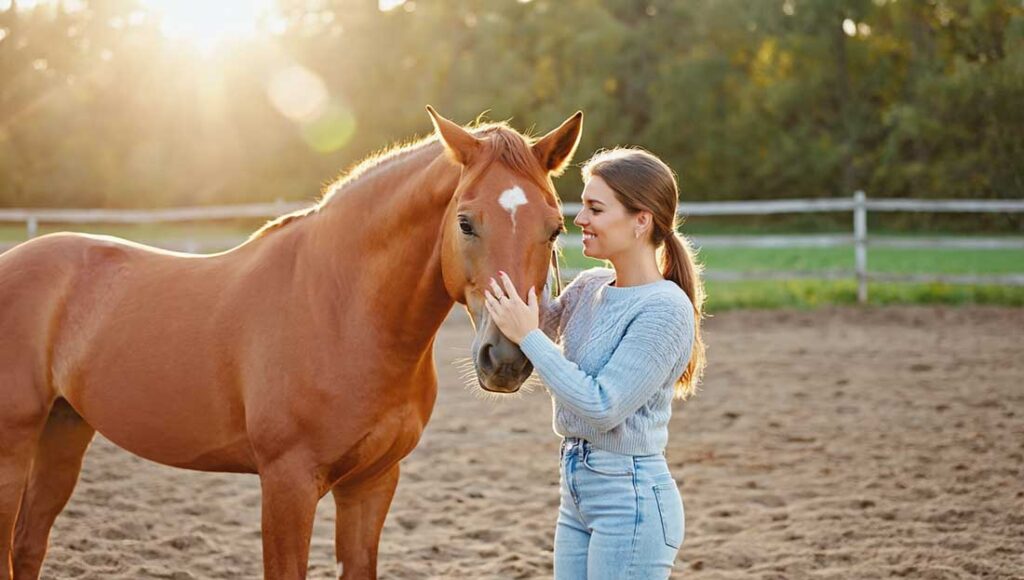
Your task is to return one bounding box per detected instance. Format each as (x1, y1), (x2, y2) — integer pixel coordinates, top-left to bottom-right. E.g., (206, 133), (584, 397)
(0, 443), (34, 580)
(12, 400), (94, 579)
(0, 398), (49, 580)
(258, 458), (321, 580)
(331, 465), (400, 579)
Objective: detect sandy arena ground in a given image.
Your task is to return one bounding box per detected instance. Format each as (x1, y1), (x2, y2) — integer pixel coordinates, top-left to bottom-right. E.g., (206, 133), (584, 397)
(37, 306), (1024, 579)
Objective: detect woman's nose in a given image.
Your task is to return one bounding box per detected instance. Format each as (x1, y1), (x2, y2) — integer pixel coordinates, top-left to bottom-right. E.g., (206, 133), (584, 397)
(574, 212), (585, 227)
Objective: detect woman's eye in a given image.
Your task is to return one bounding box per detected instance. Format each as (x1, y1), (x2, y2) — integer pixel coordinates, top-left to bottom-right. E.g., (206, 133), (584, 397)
(591, 209), (602, 214)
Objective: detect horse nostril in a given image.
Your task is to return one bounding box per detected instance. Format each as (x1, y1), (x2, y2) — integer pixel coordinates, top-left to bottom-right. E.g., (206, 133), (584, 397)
(479, 343), (497, 375)
(516, 357), (532, 375)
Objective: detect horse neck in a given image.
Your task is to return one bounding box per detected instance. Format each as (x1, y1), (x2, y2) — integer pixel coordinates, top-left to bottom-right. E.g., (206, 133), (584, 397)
(300, 144), (461, 355)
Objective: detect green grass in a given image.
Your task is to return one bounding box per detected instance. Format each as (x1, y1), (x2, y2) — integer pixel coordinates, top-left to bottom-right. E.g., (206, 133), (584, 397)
(697, 246), (1024, 275)
(702, 280), (1024, 311)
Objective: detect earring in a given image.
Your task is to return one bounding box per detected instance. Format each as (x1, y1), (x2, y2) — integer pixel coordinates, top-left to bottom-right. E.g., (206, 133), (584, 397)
(635, 230), (641, 239)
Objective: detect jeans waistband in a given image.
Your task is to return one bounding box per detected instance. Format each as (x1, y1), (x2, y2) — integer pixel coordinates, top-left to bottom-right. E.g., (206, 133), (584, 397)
(560, 437), (585, 458)
(560, 437), (666, 457)
(562, 436), (588, 450)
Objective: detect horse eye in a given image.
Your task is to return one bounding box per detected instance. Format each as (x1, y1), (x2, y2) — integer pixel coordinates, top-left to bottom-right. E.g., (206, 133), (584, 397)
(549, 227), (564, 243)
(459, 218), (476, 236)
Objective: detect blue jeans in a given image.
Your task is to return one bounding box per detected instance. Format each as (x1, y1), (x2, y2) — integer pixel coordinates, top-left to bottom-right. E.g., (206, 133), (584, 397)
(554, 437), (684, 580)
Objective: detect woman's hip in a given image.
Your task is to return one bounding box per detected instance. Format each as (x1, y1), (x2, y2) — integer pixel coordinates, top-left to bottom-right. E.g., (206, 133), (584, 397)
(562, 442), (681, 528)
(557, 440), (685, 575)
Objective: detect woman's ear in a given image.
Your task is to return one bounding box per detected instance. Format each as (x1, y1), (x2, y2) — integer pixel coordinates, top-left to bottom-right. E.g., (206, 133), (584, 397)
(635, 211), (653, 238)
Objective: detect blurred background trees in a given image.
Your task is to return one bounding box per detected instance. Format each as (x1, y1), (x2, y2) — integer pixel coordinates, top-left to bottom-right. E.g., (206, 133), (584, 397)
(0, 0), (1021, 223)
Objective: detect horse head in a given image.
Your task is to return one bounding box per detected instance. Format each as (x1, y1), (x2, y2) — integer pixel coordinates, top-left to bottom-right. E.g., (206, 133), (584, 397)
(428, 106), (583, 393)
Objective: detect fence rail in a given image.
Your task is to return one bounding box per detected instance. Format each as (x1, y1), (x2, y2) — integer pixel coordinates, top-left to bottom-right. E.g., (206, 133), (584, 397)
(2, 193), (1022, 302)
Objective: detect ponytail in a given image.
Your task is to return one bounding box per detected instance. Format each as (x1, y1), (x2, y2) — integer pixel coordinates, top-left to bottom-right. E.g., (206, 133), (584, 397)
(660, 230), (706, 399)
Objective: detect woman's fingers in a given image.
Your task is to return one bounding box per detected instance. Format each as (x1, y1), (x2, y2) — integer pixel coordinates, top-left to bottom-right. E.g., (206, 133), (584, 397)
(485, 290), (499, 308)
(489, 277), (504, 298)
(485, 291), (505, 315)
(485, 292), (507, 332)
(498, 272), (521, 304)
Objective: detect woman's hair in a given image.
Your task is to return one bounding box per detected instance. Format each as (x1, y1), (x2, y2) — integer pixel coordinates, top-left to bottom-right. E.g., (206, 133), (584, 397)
(581, 148), (706, 399)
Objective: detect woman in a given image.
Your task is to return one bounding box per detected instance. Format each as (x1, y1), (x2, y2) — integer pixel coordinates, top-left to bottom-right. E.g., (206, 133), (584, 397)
(484, 147), (706, 579)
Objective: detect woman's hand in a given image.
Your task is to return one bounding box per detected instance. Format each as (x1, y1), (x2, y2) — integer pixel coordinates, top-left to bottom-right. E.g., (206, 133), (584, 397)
(484, 271), (539, 345)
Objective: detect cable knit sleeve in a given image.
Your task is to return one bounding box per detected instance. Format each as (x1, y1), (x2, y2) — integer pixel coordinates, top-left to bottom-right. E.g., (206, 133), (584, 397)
(538, 268), (601, 342)
(519, 295), (694, 433)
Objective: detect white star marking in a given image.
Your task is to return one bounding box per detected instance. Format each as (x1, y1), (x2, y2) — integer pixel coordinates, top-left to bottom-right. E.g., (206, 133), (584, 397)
(498, 185), (528, 230)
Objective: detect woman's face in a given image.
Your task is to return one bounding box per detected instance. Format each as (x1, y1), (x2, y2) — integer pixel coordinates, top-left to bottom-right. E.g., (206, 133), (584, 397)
(574, 176), (643, 260)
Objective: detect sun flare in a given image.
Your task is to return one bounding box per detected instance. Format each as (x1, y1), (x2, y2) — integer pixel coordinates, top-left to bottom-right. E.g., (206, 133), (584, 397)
(139, 0), (275, 54)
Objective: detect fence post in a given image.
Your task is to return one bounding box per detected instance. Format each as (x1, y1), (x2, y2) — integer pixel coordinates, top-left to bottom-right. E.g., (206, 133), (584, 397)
(853, 190), (868, 304)
(27, 215), (38, 239)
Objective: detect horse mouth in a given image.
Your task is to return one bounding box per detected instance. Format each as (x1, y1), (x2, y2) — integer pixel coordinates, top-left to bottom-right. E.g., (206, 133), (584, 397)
(477, 376), (523, 394)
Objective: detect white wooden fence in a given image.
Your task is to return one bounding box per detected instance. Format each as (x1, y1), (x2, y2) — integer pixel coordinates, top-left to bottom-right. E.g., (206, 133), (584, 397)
(2, 192), (1023, 303)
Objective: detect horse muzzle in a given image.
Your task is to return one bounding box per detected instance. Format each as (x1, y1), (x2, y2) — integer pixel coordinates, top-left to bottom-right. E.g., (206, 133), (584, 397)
(475, 339), (533, 393)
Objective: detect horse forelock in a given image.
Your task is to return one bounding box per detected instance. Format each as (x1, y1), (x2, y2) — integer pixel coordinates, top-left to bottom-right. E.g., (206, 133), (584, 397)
(478, 125), (555, 201)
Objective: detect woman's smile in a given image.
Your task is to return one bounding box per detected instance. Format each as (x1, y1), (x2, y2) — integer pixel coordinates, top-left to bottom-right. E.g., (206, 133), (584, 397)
(575, 176), (623, 258)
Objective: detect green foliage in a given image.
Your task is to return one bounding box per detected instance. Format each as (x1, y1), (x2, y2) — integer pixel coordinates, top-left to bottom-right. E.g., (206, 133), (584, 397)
(0, 0), (1021, 233)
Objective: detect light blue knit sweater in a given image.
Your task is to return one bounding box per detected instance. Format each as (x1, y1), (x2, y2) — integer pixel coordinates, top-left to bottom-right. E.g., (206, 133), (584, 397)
(519, 267), (695, 455)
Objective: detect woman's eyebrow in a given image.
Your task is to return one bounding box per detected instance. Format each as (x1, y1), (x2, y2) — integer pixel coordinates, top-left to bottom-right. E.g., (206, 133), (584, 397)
(584, 199), (606, 206)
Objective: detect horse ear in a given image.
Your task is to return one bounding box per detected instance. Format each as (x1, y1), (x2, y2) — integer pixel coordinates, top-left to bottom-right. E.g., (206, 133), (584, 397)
(532, 111), (584, 176)
(426, 106), (482, 166)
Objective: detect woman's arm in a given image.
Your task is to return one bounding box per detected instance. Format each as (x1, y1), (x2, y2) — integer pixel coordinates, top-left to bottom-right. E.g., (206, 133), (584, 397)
(519, 299), (694, 433)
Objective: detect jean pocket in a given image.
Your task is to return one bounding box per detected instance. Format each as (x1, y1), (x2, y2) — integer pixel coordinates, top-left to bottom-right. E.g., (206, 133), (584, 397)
(582, 448), (635, 476)
(653, 482), (684, 549)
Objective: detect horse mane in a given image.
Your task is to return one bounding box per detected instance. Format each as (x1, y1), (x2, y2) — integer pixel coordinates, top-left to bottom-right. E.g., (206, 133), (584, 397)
(248, 121), (548, 241)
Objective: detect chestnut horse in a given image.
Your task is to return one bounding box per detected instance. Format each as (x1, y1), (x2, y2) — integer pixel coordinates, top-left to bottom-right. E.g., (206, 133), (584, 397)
(0, 107), (582, 579)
